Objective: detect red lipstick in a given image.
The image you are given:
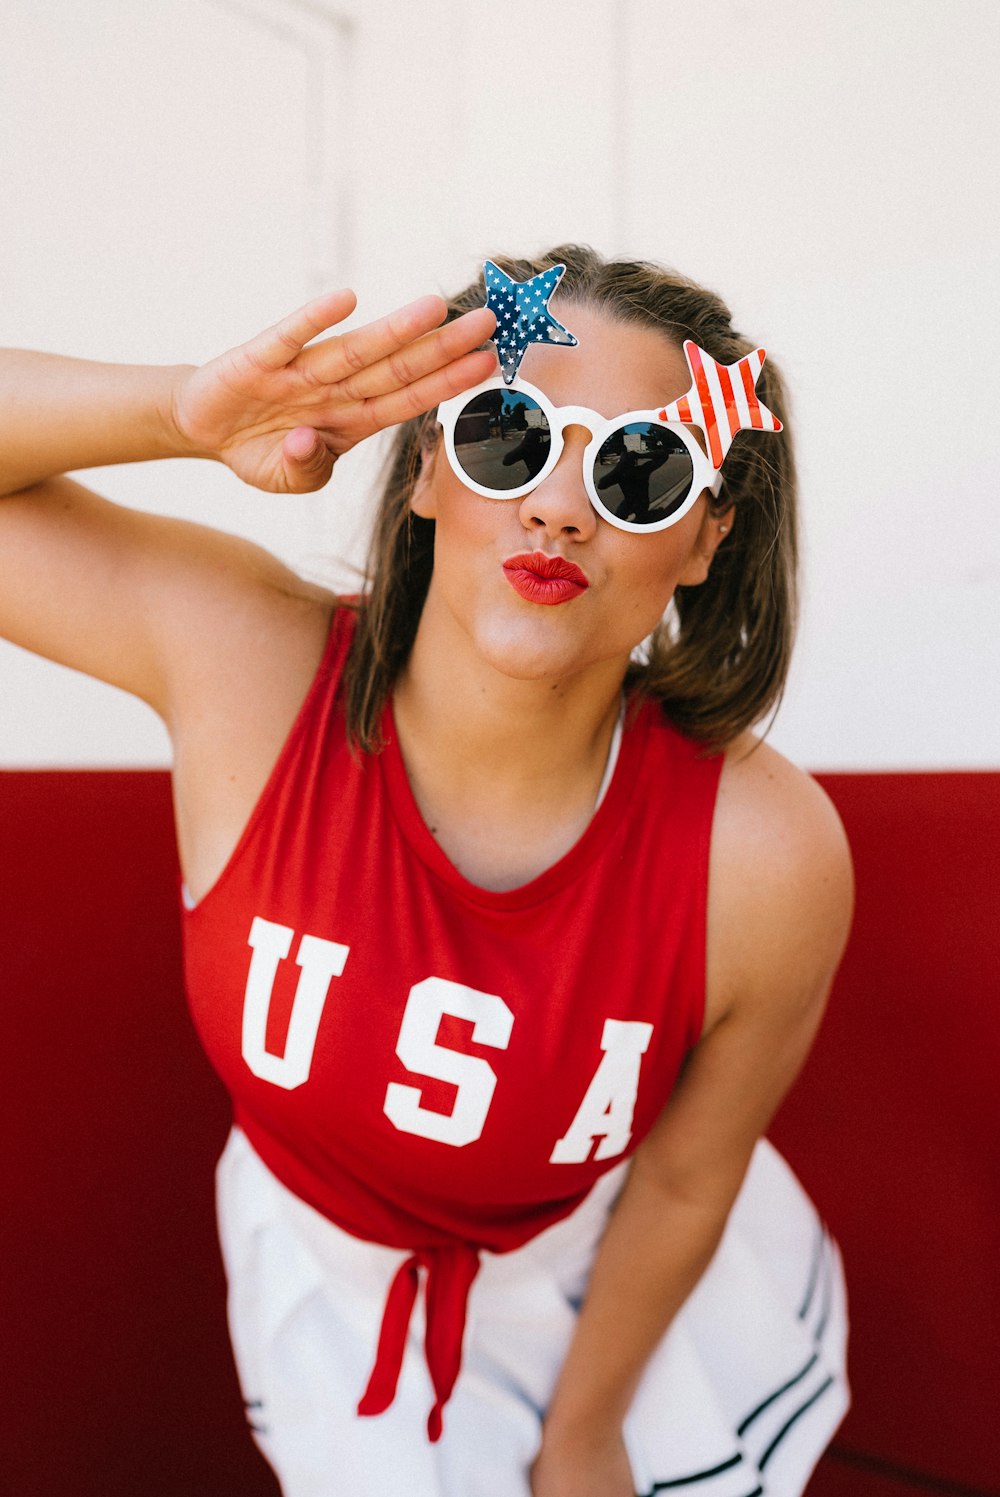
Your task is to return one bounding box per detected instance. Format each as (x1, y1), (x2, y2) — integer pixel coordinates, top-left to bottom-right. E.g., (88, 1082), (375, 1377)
(502, 551), (589, 606)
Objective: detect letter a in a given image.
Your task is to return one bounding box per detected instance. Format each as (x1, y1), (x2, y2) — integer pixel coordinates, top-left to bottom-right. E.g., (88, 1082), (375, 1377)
(549, 1019), (654, 1164)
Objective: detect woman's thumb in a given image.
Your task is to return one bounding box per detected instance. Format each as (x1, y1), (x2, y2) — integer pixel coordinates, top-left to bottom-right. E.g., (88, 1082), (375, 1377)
(284, 426), (334, 489)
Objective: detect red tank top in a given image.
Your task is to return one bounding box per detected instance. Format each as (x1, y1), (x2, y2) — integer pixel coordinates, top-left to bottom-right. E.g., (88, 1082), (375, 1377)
(182, 605), (723, 1436)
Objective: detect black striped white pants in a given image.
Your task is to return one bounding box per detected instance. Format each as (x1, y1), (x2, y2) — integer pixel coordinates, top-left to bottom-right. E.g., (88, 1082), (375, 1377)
(217, 1130), (848, 1497)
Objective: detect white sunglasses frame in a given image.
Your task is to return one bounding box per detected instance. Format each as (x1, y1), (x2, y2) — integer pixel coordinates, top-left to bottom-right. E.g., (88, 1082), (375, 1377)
(436, 375), (724, 536)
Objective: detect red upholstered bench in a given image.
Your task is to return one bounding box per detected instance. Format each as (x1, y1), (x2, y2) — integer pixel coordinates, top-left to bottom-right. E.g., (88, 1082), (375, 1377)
(2, 770), (997, 1497)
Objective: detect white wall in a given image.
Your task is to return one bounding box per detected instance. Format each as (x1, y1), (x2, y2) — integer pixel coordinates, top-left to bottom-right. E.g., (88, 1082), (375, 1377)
(2, 0), (998, 768)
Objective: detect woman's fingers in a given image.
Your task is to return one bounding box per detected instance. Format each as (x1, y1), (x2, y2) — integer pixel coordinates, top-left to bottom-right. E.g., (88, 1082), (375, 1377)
(235, 288), (494, 409)
(354, 345), (497, 437)
(299, 293), (451, 385)
(241, 288), (359, 374)
(331, 305), (497, 402)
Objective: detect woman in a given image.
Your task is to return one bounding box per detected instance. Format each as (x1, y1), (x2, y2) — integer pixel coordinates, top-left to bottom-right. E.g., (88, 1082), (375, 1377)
(0, 246), (852, 1497)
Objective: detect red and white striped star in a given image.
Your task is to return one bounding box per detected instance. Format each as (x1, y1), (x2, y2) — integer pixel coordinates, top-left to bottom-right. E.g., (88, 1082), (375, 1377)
(659, 341), (782, 471)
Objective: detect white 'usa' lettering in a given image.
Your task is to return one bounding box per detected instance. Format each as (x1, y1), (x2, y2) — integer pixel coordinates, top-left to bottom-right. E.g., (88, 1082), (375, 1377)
(241, 916), (350, 1089)
(383, 976), (514, 1147)
(549, 1019), (653, 1163)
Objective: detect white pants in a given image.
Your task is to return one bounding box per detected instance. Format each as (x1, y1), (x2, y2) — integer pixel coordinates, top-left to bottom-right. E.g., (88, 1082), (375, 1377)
(216, 1129), (848, 1497)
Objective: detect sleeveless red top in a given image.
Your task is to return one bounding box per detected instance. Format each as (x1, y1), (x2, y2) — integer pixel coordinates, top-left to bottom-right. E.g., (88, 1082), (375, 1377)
(182, 606), (723, 1436)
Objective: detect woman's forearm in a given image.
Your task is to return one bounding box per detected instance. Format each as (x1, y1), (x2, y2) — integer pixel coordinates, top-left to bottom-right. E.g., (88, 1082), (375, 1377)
(542, 1158), (737, 1448)
(0, 350), (206, 496)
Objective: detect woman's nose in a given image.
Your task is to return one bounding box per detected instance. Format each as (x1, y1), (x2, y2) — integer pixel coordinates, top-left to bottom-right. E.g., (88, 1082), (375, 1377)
(516, 426), (596, 541)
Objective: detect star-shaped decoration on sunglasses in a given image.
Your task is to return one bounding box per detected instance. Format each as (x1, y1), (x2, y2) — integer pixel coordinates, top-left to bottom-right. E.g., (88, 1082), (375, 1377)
(659, 341), (783, 471)
(483, 261), (579, 385)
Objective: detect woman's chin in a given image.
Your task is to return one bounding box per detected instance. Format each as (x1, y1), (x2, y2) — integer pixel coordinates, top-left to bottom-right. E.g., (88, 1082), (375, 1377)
(468, 614), (619, 686)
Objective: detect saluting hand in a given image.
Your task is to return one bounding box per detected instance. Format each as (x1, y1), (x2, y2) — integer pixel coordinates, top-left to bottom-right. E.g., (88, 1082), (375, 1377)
(169, 290), (496, 494)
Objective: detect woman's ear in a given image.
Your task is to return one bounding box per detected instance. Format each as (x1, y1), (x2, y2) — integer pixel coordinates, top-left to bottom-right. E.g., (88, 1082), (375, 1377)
(410, 427), (441, 519)
(676, 501), (735, 586)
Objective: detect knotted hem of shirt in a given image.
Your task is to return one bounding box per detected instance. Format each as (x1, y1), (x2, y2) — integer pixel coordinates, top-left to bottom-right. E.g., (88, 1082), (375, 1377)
(356, 1241), (482, 1442)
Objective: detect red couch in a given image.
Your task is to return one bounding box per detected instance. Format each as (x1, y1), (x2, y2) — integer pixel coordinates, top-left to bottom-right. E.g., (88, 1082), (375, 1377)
(1, 770), (996, 1496)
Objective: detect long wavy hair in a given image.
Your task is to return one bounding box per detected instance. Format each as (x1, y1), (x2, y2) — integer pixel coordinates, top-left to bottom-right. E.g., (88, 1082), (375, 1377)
(341, 244), (798, 753)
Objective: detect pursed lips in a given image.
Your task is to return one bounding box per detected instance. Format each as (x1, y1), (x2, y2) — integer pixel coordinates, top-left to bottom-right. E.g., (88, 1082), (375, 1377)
(501, 551), (590, 605)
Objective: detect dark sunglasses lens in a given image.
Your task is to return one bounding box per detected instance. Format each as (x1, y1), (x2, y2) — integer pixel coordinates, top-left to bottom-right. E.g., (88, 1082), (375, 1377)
(593, 424), (694, 526)
(451, 390), (551, 493)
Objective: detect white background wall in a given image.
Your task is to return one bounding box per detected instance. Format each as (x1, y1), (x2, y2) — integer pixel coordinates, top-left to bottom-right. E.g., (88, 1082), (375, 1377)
(2, 0), (998, 769)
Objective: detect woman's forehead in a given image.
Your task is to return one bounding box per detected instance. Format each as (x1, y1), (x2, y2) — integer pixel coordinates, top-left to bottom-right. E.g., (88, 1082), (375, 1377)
(514, 302), (690, 417)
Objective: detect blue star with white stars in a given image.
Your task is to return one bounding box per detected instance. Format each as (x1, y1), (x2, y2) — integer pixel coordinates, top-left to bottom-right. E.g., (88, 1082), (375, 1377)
(483, 261), (579, 384)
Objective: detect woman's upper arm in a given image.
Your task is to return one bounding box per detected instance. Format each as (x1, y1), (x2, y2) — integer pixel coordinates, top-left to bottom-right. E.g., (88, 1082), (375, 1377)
(631, 738), (854, 1205)
(0, 475), (322, 721)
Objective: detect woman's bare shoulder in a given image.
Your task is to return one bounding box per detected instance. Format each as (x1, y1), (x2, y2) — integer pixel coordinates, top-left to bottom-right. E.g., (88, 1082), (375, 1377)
(164, 535), (341, 903)
(715, 731), (851, 872)
(704, 731), (854, 1029)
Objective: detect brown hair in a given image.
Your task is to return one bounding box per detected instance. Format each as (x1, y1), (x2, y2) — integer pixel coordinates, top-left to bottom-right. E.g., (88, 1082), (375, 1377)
(342, 244), (797, 752)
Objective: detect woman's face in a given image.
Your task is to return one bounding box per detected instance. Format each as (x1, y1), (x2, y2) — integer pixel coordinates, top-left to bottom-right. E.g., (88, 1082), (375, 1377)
(411, 303), (724, 688)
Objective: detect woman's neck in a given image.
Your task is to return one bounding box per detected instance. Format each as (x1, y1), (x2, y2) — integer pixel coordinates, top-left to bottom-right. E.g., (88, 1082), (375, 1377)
(391, 599), (628, 891)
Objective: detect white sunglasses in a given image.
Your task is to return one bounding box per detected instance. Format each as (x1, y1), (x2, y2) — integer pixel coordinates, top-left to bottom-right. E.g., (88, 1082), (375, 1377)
(435, 342), (782, 535)
(436, 376), (720, 535)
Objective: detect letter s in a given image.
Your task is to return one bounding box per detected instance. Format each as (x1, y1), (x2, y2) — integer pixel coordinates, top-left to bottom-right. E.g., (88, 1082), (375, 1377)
(383, 976), (514, 1147)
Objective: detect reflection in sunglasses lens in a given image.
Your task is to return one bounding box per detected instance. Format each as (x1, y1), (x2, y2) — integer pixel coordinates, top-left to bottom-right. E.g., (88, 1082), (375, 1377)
(593, 424), (694, 525)
(452, 390), (551, 493)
